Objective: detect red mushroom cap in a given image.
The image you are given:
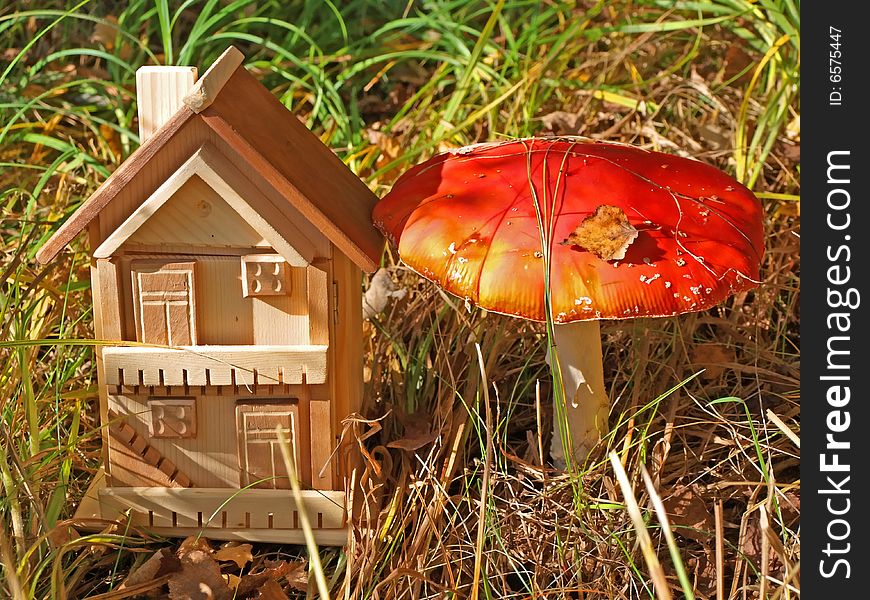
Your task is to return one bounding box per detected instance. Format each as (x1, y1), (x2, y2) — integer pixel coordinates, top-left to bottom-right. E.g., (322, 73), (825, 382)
(373, 138), (765, 323)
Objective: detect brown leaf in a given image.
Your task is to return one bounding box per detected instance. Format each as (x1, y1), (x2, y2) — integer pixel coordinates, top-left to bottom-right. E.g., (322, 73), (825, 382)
(690, 343), (736, 380)
(256, 579), (290, 599)
(724, 42), (754, 85)
(284, 561), (309, 592)
(662, 485), (713, 542)
(178, 535), (213, 557)
(538, 110), (583, 135)
(122, 548), (182, 590)
(387, 430), (439, 452)
(91, 15), (119, 49)
(388, 408), (439, 452)
(562, 205), (639, 261)
(213, 543), (253, 569)
(236, 560), (308, 597)
(168, 550), (232, 600)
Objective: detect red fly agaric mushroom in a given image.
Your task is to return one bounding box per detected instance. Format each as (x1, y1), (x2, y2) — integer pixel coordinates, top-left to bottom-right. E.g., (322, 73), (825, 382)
(373, 138), (764, 465)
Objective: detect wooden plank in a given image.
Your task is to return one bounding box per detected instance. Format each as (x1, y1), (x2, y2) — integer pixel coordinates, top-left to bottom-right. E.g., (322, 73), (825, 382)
(95, 258), (124, 341)
(309, 400), (333, 490)
(91, 251), (114, 470)
(251, 266), (309, 346)
(182, 46), (245, 113)
(98, 487), (346, 530)
(331, 248), (364, 482)
(34, 106), (196, 265)
(136, 66), (198, 142)
(195, 255), (253, 346)
(103, 345), (328, 387)
(307, 260), (330, 345)
(76, 470), (348, 544)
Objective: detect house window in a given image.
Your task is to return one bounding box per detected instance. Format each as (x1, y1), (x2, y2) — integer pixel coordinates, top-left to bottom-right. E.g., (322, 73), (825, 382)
(148, 398), (197, 439)
(131, 260), (197, 346)
(241, 254), (289, 297)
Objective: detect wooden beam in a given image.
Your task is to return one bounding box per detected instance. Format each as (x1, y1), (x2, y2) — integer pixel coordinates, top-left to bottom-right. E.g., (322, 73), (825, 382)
(183, 46), (245, 113)
(102, 345), (329, 387)
(98, 486), (346, 530)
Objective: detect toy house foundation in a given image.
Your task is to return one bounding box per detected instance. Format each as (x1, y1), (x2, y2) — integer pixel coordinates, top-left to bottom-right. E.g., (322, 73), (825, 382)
(37, 47), (383, 544)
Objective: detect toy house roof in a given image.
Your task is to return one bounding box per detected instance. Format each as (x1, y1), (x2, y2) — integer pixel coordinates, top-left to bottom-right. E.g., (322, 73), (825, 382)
(36, 47), (383, 272)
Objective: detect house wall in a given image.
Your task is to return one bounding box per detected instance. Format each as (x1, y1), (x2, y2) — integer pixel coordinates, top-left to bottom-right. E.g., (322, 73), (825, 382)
(115, 253), (314, 346)
(93, 244), (362, 493)
(107, 389), (315, 489)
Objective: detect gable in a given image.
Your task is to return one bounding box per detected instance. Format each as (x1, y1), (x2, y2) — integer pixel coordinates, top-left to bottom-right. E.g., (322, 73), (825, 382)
(95, 143), (322, 266)
(124, 174), (270, 249)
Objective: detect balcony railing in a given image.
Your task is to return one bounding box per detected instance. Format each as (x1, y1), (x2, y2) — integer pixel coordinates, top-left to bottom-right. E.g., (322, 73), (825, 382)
(102, 345), (328, 387)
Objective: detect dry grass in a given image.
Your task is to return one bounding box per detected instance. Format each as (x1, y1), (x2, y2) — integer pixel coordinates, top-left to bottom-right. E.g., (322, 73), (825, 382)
(1, 0), (799, 597)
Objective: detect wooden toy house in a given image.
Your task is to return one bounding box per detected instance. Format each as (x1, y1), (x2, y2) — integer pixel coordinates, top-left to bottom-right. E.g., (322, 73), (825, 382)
(36, 47), (383, 544)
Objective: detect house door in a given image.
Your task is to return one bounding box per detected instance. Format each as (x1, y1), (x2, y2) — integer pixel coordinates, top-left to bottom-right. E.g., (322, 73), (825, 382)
(236, 401), (299, 489)
(131, 260), (197, 345)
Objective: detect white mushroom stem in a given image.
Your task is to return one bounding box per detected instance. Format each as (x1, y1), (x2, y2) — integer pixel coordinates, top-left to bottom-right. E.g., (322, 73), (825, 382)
(545, 320), (609, 467)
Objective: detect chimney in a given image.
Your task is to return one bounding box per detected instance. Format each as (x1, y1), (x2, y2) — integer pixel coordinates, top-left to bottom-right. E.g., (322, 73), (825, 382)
(135, 66), (198, 142)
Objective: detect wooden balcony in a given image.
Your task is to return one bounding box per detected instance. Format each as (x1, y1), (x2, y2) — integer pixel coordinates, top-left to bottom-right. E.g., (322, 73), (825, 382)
(102, 344), (328, 387)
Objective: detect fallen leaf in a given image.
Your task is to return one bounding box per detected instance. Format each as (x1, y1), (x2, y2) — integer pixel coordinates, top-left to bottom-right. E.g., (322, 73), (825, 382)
(538, 110), (583, 135)
(690, 343), (736, 380)
(236, 560), (309, 597)
(662, 485), (713, 542)
(91, 15), (119, 49)
(213, 543), (253, 569)
(168, 550), (232, 600)
(284, 561), (309, 592)
(388, 408), (439, 452)
(724, 42), (754, 85)
(562, 205), (638, 261)
(46, 523), (80, 548)
(386, 430), (439, 452)
(122, 548), (182, 589)
(178, 535), (213, 557)
(256, 579), (290, 599)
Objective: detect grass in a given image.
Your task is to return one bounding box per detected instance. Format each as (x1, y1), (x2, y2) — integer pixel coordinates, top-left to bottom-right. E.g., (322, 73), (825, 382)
(1, 0), (799, 597)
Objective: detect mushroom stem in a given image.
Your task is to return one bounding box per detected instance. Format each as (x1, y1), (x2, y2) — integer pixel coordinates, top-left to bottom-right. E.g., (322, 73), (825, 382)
(547, 320), (609, 467)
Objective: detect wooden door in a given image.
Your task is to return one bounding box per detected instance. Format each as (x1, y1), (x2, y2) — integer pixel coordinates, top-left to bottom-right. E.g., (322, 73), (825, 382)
(131, 260), (197, 345)
(236, 401), (300, 489)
